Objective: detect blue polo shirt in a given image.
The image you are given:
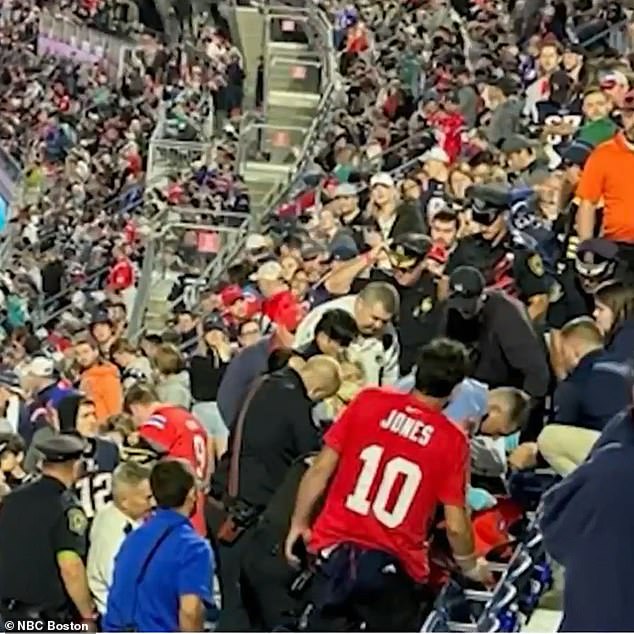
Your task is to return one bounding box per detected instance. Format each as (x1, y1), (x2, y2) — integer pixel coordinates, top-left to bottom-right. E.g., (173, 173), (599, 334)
(104, 508), (213, 632)
(553, 349), (632, 431)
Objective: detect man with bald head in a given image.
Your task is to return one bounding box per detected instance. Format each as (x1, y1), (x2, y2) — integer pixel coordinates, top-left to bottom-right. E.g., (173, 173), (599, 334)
(212, 354), (341, 631)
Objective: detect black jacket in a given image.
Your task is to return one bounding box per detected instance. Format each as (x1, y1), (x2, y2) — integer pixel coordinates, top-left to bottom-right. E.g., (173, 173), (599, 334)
(438, 291), (550, 398)
(213, 368), (321, 508)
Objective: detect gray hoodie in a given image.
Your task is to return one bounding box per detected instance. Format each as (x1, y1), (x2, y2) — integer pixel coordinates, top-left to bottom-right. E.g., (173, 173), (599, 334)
(156, 371), (192, 410)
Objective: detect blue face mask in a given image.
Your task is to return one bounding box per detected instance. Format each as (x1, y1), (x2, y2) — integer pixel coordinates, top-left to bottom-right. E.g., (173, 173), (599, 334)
(504, 432), (520, 453)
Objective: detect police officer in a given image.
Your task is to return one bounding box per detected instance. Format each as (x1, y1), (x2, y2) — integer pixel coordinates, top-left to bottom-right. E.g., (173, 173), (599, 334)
(357, 233), (438, 375)
(447, 184), (551, 321)
(0, 435), (98, 628)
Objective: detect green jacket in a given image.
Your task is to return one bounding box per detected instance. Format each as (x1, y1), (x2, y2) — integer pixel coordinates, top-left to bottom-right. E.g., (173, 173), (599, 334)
(576, 117), (618, 147)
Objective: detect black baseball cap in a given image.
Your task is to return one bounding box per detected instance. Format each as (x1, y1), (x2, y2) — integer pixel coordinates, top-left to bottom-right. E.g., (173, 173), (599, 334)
(202, 312), (228, 334)
(559, 140), (594, 168)
(448, 266), (486, 316)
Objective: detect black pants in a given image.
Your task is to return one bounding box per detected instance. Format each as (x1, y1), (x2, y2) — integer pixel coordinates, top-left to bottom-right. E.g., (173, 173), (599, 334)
(240, 522), (304, 631)
(216, 529), (256, 632)
(303, 562), (432, 632)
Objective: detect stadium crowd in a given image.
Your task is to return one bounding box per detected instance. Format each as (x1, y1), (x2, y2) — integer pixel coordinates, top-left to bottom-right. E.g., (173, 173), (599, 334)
(0, 0), (634, 632)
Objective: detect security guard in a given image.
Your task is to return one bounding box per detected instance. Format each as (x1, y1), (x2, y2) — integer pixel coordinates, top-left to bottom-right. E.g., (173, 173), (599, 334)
(447, 184), (551, 321)
(0, 435), (98, 627)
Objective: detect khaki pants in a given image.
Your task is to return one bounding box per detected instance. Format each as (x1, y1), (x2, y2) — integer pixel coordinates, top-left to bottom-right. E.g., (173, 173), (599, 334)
(537, 425), (600, 476)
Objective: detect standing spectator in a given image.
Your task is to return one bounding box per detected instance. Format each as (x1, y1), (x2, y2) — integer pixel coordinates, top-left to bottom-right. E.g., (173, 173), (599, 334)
(540, 431), (634, 632)
(189, 313), (232, 464)
(87, 462), (153, 617)
(110, 338), (153, 389)
(212, 356), (341, 631)
(0, 367), (28, 434)
(294, 282), (401, 386)
(124, 383), (209, 537)
(107, 246), (136, 315)
(0, 432), (29, 489)
(285, 339), (490, 631)
(576, 91), (634, 263)
(154, 343), (192, 411)
(75, 336), (123, 423)
(104, 460), (214, 632)
(90, 309), (117, 357)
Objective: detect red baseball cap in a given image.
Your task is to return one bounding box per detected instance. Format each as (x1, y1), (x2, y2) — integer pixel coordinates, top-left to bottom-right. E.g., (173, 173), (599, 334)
(219, 284), (243, 306)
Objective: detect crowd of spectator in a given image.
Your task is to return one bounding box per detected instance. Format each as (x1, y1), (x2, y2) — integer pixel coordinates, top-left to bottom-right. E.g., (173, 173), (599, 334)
(1, 0), (634, 632)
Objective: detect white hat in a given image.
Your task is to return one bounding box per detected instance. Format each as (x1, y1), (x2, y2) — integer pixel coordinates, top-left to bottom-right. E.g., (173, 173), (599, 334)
(250, 261), (283, 283)
(245, 233), (269, 252)
(370, 172), (395, 189)
(24, 356), (55, 379)
(421, 146), (450, 164)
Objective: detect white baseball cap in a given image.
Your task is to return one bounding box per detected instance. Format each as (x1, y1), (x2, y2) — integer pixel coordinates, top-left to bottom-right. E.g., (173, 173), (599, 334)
(370, 172), (395, 189)
(245, 233), (269, 252)
(250, 261), (283, 283)
(24, 356), (55, 379)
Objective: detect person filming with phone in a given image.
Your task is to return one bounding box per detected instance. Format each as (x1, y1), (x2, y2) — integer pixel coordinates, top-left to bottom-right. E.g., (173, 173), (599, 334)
(285, 338), (493, 631)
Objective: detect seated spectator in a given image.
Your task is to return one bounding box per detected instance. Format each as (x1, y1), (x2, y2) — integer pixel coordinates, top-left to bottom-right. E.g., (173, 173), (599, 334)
(154, 344), (192, 411)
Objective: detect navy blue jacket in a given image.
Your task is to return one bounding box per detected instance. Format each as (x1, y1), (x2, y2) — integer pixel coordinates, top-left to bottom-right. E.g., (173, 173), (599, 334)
(541, 435), (634, 631)
(552, 348), (632, 431)
(216, 336), (271, 429)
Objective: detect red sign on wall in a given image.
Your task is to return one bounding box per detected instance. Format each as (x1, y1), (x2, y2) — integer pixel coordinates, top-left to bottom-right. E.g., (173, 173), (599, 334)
(197, 231), (220, 253)
(291, 65), (306, 80)
(272, 131), (290, 147)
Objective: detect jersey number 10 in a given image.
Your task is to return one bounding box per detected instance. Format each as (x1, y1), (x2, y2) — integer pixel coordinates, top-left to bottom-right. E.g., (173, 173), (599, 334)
(345, 444), (422, 529)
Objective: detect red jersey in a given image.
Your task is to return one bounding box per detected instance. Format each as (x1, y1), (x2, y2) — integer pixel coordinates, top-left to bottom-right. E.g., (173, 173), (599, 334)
(139, 405), (209, 536)
(310, 387), (468, 582)
(107, 259), (134, 290)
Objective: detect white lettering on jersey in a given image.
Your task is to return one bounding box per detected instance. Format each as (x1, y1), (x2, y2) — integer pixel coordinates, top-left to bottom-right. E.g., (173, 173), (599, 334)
(379, 409), (435, 447)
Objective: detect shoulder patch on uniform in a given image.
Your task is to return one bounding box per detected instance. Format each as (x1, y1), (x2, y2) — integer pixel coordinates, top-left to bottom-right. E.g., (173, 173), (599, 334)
(527, 253), (544, 277)
(144, 415), (166, 429)
(67, 507), (88, 536)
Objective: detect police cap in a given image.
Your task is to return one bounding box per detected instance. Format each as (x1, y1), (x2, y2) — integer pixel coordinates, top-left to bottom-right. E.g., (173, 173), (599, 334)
(35, 434), (87, 463)
(387, 233), (432, 269)
(576, 238), (619, 279)
(466, 184), (511, 226)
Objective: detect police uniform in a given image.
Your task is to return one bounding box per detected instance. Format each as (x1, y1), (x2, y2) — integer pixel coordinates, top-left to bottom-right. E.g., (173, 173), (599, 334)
(351, 233), (437, 375)
(0, 435), (90, 622)
(447, 184), (550, 305)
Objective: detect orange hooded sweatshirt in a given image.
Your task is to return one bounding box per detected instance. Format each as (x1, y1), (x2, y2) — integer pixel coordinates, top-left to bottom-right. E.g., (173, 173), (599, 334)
(80, 362), (123, 422)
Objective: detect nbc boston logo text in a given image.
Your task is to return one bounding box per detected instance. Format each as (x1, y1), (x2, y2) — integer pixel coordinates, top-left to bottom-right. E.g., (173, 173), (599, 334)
(3, 620), (89, 632)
